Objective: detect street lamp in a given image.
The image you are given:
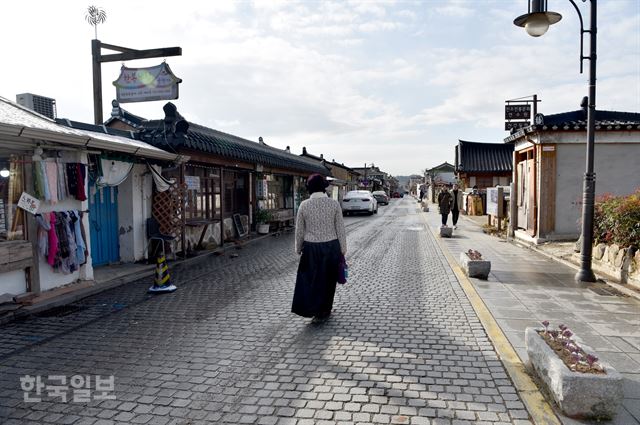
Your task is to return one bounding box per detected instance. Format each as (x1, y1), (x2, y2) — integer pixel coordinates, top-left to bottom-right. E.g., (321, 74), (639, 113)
(514, 0), (598, 283)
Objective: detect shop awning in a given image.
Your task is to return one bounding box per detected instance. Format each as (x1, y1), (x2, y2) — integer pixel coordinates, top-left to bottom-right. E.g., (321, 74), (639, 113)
(0, 96), (186, 162)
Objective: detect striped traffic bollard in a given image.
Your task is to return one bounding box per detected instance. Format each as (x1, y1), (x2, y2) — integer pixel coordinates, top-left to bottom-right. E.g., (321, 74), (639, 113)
(148, 255), (177, 293)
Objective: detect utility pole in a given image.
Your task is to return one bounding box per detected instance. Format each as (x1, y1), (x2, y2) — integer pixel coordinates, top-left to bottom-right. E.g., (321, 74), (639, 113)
(91, 40), (182, 124)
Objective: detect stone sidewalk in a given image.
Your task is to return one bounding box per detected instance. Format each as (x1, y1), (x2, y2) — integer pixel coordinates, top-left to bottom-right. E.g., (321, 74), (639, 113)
(421, 206), (640, 424)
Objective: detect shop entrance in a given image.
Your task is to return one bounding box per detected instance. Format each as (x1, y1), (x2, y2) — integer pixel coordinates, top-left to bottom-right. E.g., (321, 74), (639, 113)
(516, 149), (536, 236)
(89, 184), (120, 266)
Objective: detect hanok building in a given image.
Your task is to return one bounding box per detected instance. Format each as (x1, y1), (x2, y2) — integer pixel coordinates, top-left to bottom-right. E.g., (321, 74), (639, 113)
(424, 162), (456, 203)
(300, 147), (359, 201)
(454, 140), (514, 190)
(0, 96), (183, 299)
(505, 108), (640, 243)
(351, 165), (388, 192)
(108, 102), (328, 252)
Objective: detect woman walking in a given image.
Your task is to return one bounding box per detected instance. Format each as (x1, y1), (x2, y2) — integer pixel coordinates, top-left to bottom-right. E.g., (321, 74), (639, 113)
(292, 174), (347, 321)
(438, 186), (453, 227)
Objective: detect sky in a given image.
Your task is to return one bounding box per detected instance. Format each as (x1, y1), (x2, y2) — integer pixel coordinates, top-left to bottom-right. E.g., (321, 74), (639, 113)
(2, 0), (639, 176)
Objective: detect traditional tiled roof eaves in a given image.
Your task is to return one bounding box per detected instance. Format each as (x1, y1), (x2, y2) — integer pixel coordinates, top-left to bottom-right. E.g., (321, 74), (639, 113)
(456, 140), (513, 173)
(142, 120), (329, 175)
(504, 109), (640, 143)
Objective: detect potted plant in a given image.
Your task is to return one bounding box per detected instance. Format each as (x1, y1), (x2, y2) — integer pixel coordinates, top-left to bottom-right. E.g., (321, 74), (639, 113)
(459, 249), (490, 279)
(525, 321), (623, 419)
(255, 209), (273, 234)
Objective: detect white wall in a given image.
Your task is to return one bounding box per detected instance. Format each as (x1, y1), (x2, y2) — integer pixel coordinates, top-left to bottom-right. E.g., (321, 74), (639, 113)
(1, 270), (27, 296)
(554, 143), (640, 236)
(118, 164), (152, 262)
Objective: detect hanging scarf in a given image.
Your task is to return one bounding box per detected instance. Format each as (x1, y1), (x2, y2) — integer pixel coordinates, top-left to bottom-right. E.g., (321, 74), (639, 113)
(33, 161), (46, 200)
(47, 212), (59, 267)
(79, 211), (89, 265)
(57, 163), (68, 201)
(70, 211), (86, 265)
(40, 161), (51, 202)
(66, 163), (78, 199)
(45, 162), (58, 204)
(54, 212), (70, 273)
(62, 212), (78, 273)
(76, 164), (87, 201)
(35, 214), (51, 259)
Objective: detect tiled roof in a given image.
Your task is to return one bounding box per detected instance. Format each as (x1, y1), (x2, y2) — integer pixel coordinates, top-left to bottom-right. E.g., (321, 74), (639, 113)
(301, 148), (356, 172)
(56, 118), (138, 139)
(104, 101), (148, 129)
(426, 162), (455, 173)
(455, 140), (513, 173)
(505, 109), (640, 142)
(142, 120), (329, 175)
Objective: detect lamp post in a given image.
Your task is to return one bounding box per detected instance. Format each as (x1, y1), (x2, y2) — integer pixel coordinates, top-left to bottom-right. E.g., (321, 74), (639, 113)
(514, 0), (597, 283)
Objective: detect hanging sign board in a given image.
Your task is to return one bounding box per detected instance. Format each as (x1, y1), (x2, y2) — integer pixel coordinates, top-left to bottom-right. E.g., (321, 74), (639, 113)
(505, 121), (530, 131)
(256, 179), (268, 200)
(184, 176), (201, 191)
(505, 104), (531, 120)
(113, 62), (182, 103)
(17, 192), (40, 215)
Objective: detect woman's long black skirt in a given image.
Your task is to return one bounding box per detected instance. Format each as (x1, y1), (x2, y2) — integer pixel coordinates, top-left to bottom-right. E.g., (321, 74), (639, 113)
(292, 239), (341, 318)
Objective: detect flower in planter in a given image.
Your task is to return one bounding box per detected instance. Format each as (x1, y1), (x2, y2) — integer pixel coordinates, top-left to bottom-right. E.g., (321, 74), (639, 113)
(559, 324), (567, 332)
(586, 354), (599, 367)
(541, 320), (550, 334)
(562, 329), (573, 339)
(466, 249), (483, 260)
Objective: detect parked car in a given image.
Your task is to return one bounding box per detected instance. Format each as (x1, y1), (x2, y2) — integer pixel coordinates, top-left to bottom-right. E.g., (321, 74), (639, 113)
(372, 190), (389, 205)
(341, 190), (378, 216)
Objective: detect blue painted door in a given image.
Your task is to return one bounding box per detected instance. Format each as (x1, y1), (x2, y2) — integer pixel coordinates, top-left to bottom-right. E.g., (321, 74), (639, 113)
(89, 184), (120, 266)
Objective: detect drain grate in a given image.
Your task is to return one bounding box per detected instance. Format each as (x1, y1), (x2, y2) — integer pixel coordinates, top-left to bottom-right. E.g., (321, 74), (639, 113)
(34, 305), (86, 318)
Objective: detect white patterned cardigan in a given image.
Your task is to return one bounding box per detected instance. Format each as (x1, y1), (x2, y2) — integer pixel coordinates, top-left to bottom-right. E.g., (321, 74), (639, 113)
(295, 192), (347, 255)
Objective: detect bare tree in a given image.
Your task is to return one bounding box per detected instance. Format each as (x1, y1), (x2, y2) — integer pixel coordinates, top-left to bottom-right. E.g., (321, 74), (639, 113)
(85, 6), (107, 40)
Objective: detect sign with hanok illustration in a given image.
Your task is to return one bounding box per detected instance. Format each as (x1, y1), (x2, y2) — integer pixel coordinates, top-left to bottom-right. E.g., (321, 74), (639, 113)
(113, 62), (182, 103)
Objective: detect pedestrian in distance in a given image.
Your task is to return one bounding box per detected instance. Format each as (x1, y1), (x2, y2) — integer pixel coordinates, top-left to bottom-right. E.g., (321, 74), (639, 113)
(451, 183), (463, 229)
(437, 186), (453, 227)
(292, 174), (347, 322)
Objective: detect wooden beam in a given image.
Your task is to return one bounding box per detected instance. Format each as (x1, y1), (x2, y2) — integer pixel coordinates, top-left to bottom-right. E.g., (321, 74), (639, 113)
(99, 47), (182, 63)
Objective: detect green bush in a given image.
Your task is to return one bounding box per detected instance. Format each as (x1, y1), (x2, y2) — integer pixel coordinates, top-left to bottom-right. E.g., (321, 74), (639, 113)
(255, 209), (273, 224)
(594, 188), (640, 248)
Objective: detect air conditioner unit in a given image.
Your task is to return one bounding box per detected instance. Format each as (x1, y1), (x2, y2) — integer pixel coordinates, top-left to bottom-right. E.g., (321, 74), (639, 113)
(16, 93), (57, 119)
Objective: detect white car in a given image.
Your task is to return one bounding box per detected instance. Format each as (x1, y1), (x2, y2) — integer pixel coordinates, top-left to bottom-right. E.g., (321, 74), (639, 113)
(341, 190), (378, 216)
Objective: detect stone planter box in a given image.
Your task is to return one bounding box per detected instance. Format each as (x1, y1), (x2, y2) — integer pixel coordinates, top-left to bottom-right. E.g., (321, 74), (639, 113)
(257, 224), (270, 234)
(525, 327), (623, 419)
(459, 252), (490, 279)
(439, 226), (452, 238)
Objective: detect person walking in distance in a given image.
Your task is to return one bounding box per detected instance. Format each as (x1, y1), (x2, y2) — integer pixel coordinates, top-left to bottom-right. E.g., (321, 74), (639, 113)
(437, 186), (453, 227)
(292, 174), (347, 321)
(451, 183), (463, 229)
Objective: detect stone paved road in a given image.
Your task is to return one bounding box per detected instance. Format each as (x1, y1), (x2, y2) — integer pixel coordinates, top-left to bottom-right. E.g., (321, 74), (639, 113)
(0, 197), (533, 425)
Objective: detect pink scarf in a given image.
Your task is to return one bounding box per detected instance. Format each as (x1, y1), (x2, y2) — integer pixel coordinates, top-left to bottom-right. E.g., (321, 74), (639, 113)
(45, 162), (58, 204)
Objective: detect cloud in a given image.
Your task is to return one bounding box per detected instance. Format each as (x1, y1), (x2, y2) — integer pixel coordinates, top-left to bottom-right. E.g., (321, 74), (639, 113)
(434, 0), (475, 18)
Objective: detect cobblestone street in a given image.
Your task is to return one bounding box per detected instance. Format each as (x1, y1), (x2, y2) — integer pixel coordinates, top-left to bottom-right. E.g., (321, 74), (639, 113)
(0, 197), (533, 425)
